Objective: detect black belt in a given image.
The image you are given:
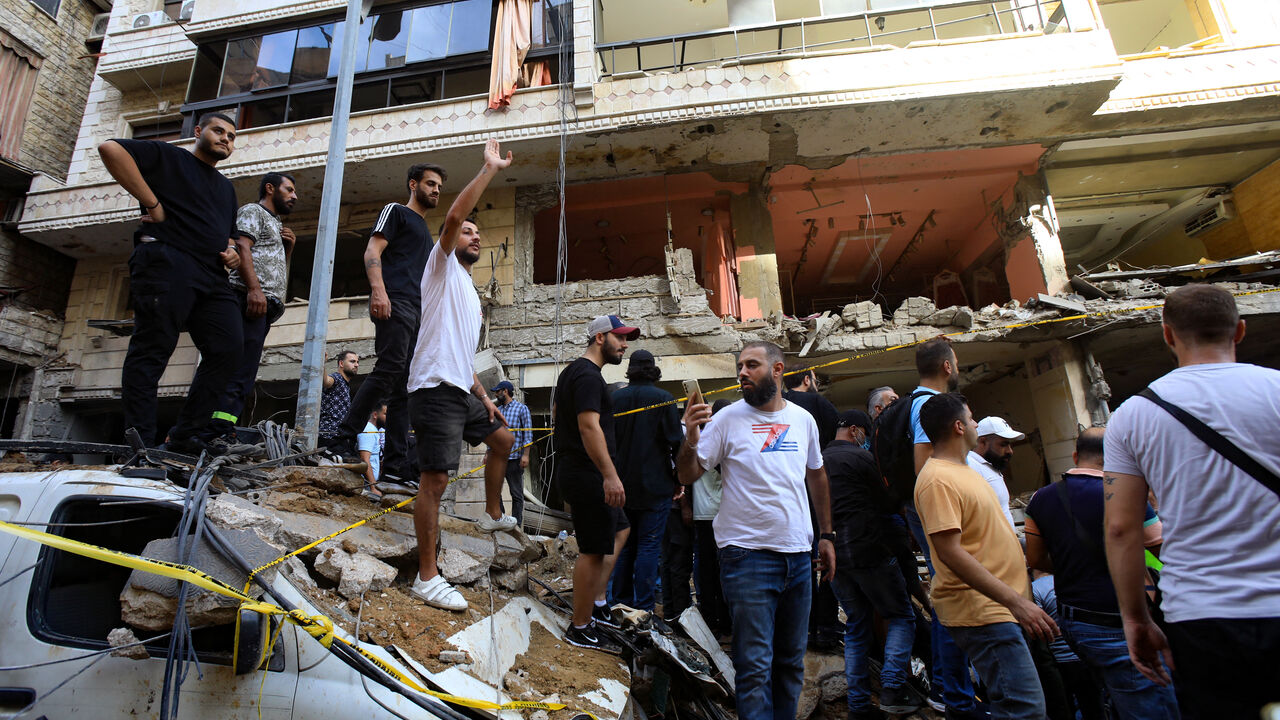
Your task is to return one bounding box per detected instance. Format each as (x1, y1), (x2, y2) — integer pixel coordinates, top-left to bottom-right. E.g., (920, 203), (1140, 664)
(1060, 603), (1124, 629)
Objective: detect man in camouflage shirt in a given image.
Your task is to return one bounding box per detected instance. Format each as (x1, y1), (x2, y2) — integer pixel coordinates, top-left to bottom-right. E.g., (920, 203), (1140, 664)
(208, 172), (297, 438)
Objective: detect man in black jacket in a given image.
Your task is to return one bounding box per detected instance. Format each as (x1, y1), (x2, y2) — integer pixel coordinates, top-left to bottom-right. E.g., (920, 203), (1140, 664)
(825, 409), (920, 718)
(608, 350), (684, 612)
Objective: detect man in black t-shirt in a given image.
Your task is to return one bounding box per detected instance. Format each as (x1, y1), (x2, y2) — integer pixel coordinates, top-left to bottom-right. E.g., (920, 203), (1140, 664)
(554, 314), (639, 655)
(98, 112), (244, 452)
(325, 162), (445, 481)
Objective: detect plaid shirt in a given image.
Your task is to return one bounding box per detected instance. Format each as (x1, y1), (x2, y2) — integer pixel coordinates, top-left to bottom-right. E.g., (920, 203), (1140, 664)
(501, 399), (532, 460)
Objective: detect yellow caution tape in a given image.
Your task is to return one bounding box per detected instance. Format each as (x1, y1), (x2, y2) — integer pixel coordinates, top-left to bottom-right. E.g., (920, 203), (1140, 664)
(0, 518), (598, 718)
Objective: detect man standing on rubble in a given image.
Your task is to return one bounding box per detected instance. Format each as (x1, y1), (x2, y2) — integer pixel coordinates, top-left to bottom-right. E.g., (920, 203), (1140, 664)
(98, 112), (243, 453)
(207, 171), (298, 441)
(609, 349), (683, 613)
(491, 380), (531, 525)
(555, 314), (641, 654)
(678, 341), (836, 720)
(325, 162), (447, 485)
(966, 416), (1024, 530)
(405, 139), (519, 612)
(1104, 284), (1280, 719)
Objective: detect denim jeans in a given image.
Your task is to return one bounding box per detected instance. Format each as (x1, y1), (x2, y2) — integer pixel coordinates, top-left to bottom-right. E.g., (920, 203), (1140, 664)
(949, 622), (1047, 720)
(719, 546), (811, 720)
(904, 503), (978, 712)
(609, 505), (667, 611)
(829, 554), (916, 711)
(1059, 614), (1178, 720)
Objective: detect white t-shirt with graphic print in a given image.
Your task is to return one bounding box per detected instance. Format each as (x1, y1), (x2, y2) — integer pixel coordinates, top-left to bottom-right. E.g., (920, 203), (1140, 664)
(697, 398), (824, 553)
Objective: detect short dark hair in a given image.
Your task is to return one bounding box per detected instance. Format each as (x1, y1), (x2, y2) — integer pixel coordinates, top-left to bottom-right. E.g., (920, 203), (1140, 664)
(1075, 427), (1105, 463)
(259, 172), (295, 200)
(915, 337), (954, 378)
(438, 211), (479, 238)
(1162, 284), (1239, 346)
(711, 399), (731, 414)
(197, 111), (236, 129)
(408, 162), (446, 191)
(740, 341), (784, 366)
(919, 392), (969, 445)
(783, 364), (811, 390)
(336, 350), (357, 363)
(626, 365), (662, 383)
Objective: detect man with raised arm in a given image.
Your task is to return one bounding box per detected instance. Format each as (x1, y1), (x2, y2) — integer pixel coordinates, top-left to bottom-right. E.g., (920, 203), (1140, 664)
(405, 139), (518, 612)
(98, 112), (243, 454)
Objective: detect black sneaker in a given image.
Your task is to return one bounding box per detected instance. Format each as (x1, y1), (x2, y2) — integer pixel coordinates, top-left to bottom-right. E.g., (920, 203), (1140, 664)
(164, 435), (225, 458)
(591, 604), (620, 628)
(878, 685), (921, 715)
(564, 623), (623, 655)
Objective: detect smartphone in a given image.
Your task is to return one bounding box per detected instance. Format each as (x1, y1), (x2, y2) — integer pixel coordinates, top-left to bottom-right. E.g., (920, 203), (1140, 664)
(682, 379), (704, 407)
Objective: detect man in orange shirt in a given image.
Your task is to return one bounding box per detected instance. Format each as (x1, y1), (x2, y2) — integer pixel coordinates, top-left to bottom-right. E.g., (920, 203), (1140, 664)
(915, 392), (1056, 720)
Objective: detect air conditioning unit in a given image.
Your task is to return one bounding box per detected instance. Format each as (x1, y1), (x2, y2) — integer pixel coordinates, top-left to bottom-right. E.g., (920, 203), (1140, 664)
(132, 11), (172, 29)
(88, 12), (111, 41)
(178, 0), (196, 22)
(1184, 198), (1236, 237)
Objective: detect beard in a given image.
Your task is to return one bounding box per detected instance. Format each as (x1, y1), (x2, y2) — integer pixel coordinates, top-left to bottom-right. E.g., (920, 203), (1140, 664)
(274, 190), (295, 216)
(605, 343), (624, 365)
(741, 378), (777, 408)
(455, 245), (480, 267)
(415, 186), (438, 208)
(983, 448), (1010, 472)
(947, 374), (959, 391)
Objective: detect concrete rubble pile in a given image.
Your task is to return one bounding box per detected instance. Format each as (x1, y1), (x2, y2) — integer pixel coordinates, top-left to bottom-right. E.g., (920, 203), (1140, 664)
(110, 463), (740, 720)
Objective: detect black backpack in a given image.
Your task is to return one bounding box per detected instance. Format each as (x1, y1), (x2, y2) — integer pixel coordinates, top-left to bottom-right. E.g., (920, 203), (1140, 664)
(871, 390), (931, 506)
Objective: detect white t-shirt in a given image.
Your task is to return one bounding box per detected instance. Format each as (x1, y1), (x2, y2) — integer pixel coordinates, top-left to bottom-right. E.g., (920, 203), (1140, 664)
(697, 399), (824, 553)
(1105, 362), (1280, 623)
(357, 421), (384, 480)
(407, 240), (483, 393)
(966, 450), (1016, 530)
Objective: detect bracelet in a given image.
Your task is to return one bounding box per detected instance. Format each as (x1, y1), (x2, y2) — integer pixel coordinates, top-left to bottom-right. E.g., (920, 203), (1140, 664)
(143, 200), (160, 210)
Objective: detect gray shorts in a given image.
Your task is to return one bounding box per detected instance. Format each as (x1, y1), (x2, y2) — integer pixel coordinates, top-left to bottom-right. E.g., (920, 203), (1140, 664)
(408, 385), (504, 472)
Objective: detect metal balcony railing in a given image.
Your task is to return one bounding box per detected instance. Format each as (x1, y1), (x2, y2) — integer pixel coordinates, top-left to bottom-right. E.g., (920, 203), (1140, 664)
(596, 0), (1073, 76)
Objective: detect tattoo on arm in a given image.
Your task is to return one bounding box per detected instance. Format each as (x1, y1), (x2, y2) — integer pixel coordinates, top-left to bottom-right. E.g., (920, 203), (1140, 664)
(365, 259), (381, 269)
(1105, 475), (1116, 485)
(1105, 491), (1115, 502)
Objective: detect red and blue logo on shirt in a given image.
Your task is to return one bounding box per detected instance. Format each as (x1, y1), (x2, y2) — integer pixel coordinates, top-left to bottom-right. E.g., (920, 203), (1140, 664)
(753, 423), (798, 452)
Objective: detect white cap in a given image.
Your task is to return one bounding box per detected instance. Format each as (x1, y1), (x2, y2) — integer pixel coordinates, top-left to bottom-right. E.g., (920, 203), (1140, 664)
(976, 416), (1025, 441)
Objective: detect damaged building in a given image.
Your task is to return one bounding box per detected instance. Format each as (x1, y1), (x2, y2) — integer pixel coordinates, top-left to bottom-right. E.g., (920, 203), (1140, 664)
(6, 0), (1280, 514)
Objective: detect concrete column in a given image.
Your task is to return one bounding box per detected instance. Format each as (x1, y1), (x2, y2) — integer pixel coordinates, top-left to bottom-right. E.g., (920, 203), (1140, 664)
(571, 0), (598, 107)
(729, 188), (784, 322)
(1024, 342), (1098, 478)
(1004, 175), (1069, 304)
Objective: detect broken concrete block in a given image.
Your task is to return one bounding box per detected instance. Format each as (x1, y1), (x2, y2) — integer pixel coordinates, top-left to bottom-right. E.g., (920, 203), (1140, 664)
(491, 565), (528, 592)
(921, 306), (959, 326)
(281, 555), (318, 593)
(274, 510), (417, 563)
(840, 300), (884, 330)
(272, 465), (366, 496)
(120, 530), (276, 632)
(314, 547), (398, 599)
(439, 650), (469, 664)
(953, 306), (974, 329)
(438, 547), (489, 585)
(108, 627), (149, 660)
(797, 651), (847, 719)
(892, 297), (936, 325)
(205, 494), (283, 548)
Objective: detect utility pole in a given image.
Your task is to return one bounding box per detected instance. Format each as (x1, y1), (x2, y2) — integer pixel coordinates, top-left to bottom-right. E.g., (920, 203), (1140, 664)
(295, 0), (364, 448)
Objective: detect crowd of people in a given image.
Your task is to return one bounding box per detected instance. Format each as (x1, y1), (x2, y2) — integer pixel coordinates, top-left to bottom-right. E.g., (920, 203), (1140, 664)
(102, 118), (1278, 720)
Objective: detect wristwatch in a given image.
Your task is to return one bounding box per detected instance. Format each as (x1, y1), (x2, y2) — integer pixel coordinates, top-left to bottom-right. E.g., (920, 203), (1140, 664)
(819, 532), (836, 543)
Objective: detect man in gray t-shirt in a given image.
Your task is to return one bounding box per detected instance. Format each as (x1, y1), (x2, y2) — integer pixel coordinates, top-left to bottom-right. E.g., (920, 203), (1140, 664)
(1104, 284), (1280, 720)
(207, 172), (297, 439)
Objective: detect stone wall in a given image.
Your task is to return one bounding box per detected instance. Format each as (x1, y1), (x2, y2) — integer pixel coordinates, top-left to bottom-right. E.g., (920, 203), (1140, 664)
(0, 0), (100, 179)
(0, 229), (74, 314)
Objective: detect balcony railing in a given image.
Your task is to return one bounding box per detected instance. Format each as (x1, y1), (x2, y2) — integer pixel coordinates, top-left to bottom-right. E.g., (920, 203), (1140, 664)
(596, 0), (1075, 76)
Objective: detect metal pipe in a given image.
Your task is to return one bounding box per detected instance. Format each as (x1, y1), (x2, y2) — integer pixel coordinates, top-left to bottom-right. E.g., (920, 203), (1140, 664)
(295, 0), (364, 449)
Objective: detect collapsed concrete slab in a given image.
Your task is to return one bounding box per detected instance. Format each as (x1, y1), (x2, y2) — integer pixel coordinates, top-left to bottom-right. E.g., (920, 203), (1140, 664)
(314, 546), (399, 599)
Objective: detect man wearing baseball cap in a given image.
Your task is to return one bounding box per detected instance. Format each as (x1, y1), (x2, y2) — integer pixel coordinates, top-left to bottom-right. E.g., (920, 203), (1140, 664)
(491, 380), (532, 525)
(966, 416), (1026, 530)
(554, 314), (640, 654)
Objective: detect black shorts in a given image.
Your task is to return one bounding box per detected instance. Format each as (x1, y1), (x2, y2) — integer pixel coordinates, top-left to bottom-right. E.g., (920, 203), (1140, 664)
(560, 463), (630, 555)
(408, 385), (505, 472)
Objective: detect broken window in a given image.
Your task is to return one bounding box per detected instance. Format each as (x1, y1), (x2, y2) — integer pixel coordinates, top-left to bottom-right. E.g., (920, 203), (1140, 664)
(26, 496), (284, 669)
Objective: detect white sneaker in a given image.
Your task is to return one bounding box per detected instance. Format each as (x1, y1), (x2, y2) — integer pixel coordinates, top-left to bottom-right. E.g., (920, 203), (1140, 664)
(475, 514), (518, 533)
(410, 573), (467, 611)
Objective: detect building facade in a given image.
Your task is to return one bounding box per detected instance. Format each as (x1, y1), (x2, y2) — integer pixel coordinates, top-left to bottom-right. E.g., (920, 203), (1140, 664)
(14, 0), (1280, 500)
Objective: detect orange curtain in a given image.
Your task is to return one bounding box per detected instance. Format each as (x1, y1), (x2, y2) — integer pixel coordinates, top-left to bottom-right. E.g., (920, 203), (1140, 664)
(488, 0), (534, 110)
